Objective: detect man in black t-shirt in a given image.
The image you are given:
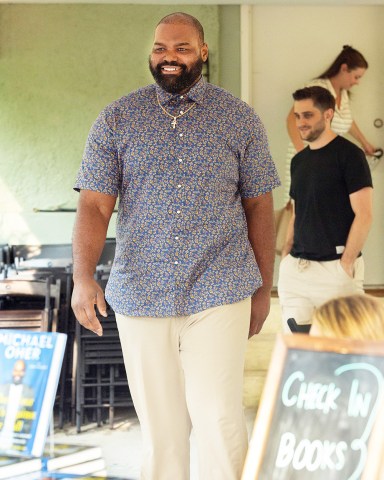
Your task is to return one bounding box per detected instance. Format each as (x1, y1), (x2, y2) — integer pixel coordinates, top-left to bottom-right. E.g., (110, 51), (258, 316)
(278, 86), (373, 332)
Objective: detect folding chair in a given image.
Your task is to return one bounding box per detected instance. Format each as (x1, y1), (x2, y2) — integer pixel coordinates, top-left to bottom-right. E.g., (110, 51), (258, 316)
(287, 318), (311, 334)
(0, 277), (61, 331)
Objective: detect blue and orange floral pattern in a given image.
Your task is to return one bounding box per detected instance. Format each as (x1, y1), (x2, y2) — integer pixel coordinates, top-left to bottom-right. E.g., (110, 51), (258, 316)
(75, 78), (280, 316)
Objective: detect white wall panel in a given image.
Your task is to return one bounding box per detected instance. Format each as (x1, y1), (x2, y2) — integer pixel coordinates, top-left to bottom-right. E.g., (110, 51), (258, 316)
(245, 5), (384, 284)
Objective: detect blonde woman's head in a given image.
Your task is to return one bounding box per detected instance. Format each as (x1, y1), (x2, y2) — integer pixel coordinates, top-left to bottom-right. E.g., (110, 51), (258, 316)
(311, 294), (384, 341)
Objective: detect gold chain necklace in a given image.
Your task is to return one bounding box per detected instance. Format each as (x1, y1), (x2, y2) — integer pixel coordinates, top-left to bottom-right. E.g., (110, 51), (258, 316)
(156, 93), (197, 129)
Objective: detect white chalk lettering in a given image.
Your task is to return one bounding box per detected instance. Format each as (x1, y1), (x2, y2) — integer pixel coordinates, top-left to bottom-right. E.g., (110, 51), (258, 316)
(281, 371), (304, 407)
(275, 432), (347, 471)
(281, 371), (341, 413)
(292, 438), (311, 470)
(348, 379), (372, 418)
(276, 432), (295, 468)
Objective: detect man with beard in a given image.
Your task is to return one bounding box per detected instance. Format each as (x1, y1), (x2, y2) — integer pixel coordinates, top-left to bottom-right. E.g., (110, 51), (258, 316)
(72, 12), (280, 479)
(278, 86), (373, 332)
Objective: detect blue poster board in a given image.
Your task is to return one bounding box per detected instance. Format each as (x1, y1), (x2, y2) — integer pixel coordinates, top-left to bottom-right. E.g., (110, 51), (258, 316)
(0, 330), (67, 457)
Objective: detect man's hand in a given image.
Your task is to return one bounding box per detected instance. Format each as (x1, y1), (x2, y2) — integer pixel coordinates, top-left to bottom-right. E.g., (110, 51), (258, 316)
(249, 288), (271, 338)
(340, 258), (354, 278)
(361, 141), (376, 157)
(71, 278), (108, 336)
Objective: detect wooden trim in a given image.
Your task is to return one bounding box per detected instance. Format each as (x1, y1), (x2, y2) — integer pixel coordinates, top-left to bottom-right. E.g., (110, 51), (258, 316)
(272, 286), (384, 298)
(364, 286), (384, 297)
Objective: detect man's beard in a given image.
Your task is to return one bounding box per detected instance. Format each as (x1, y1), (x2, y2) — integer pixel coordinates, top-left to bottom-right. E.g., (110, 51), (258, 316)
(299, 119), (326, 143)
(149, 57), (204, 94)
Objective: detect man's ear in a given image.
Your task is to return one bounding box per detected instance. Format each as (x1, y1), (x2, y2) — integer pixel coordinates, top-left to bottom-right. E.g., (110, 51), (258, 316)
(201, 43), (209, 62)
(324, 108), (334, 122)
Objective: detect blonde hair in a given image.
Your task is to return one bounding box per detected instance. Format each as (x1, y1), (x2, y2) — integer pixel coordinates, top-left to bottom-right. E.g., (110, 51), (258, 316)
(312, 294), (384, 341)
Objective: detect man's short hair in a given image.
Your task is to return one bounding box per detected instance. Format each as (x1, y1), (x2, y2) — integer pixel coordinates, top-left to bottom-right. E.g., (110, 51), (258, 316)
(157, 12), (205, 44)
(292, 86), (336, 112)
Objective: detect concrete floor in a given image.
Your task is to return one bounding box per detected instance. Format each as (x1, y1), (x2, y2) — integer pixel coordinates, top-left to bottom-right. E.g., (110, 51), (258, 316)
(51, 406), (258, 479)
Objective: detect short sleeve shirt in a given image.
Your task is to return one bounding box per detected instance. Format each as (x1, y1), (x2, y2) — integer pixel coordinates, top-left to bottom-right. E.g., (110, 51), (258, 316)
(75, 78), (280, 316)
(290, 136), (372, 261)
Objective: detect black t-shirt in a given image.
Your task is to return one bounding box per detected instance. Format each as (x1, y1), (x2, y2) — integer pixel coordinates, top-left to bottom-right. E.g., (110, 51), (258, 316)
(289, 135), (372, 261)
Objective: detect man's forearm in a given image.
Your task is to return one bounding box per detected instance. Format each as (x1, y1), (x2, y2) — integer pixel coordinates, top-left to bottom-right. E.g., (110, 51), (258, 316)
(342, 187), (373, 270)
(72, 218), (108, 281)
(341, 215), (372, 266)
(281, 212), (295, 258)
(242, 193), (276, 291)
(72, 191), (116, 282)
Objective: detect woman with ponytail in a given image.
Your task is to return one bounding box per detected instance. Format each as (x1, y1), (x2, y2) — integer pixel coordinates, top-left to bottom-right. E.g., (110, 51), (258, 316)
(284, 46), (377, 199)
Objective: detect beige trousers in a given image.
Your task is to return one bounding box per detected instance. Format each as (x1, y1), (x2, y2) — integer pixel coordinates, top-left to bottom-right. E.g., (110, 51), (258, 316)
(278, 254), (365, 332)
(115, 297), (251, 480)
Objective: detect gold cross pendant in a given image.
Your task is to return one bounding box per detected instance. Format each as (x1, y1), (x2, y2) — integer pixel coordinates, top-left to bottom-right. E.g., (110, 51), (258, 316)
(171, 117), (177, 129)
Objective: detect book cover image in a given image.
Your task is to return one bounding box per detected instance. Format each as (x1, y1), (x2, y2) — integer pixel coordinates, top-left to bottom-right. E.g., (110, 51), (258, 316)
(13, 473), (133, 480)
(42, 443), (102, 471)
(54, 457), (106, 476)
(0, 330), (67, 458)
(0, 454), (42, 479)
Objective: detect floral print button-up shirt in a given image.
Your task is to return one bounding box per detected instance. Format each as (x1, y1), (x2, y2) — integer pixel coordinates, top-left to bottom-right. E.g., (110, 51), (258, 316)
(75, 78), (280, 316)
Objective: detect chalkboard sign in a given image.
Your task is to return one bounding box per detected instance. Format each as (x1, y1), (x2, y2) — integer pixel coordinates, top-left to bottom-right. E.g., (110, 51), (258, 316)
(242, 334), (384, 480)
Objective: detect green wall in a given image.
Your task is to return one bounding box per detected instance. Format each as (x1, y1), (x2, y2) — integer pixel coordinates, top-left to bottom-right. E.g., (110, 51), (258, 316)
(218, 5), (240, 97)
(0, 4), (240, 245)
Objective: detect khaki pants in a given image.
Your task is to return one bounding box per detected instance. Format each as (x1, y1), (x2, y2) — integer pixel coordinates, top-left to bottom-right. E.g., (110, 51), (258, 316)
(278, 254), (365, 332)
(115, 297), (251, 480)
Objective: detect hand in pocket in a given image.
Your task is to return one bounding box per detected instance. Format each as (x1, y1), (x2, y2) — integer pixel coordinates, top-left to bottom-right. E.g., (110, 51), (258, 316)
(339, 259), (354, 278)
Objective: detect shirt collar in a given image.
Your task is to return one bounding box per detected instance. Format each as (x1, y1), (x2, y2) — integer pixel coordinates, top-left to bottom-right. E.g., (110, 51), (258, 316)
(155, 76), (207, 105)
